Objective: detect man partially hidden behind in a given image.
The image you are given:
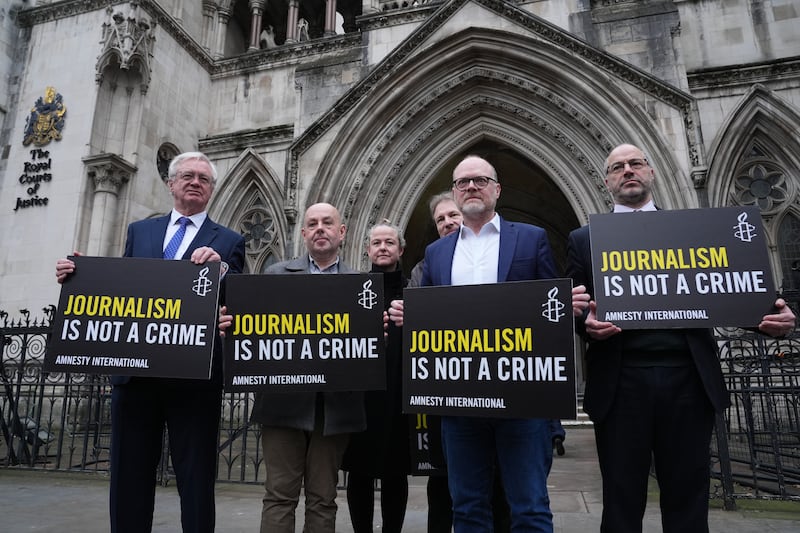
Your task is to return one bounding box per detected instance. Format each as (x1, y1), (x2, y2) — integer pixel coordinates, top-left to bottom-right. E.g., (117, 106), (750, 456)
(220, 202), (366, 533)
(566, 143), (796, 533)
(55, 151), (246, 532)
(389, 156), (589, 532)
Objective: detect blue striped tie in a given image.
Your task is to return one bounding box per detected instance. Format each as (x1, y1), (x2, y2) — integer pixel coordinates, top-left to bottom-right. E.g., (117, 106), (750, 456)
(163, 217), (191, 259)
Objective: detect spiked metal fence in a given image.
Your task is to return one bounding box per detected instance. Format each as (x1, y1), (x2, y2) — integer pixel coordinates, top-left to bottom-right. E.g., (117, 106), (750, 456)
(2, 307), (799, 505)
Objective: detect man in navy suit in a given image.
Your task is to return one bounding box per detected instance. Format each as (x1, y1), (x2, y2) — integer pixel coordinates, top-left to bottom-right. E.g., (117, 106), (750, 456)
(56, 151), (246, 533)
(389, 155), (588, 532)
(566, 143), (795, 533)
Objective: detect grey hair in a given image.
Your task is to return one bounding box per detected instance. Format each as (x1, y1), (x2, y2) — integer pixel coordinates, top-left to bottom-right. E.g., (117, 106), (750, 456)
(167, 152), (218, 187)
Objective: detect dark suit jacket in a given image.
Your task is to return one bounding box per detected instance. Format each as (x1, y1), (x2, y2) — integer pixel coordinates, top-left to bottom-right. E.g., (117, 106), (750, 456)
(421, 217), (557, 286)
(249, 256), (368, 435)
(566, 224), (730, 424)
(116, 213), (246, 385)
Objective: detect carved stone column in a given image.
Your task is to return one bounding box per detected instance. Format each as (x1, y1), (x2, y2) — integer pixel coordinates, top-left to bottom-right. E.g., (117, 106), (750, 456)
(215, 5), (233, 59)
(324, 0), (337, 36)
(248, 0), (266, 51)
(285, 0), (299, 43)
(83, 154), (136, 257)
(201, 0), (216, 53)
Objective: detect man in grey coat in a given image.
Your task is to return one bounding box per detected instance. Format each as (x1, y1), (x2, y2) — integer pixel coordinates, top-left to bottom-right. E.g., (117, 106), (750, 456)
(221, 202), (366, 533)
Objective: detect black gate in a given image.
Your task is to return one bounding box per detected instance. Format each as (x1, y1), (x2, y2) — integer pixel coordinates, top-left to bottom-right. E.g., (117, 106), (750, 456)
(0, 306), (264, 485)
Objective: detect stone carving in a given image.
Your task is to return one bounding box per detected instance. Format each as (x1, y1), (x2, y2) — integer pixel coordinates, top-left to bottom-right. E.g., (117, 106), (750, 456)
(97, 2), (156, 93)
(260, 25), (277, 49)
(297, 18), (310, 42)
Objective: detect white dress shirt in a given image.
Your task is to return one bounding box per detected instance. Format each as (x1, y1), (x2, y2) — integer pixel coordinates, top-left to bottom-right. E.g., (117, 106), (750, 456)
(451, 213), (501, 286)
(613, 200), (656, 213)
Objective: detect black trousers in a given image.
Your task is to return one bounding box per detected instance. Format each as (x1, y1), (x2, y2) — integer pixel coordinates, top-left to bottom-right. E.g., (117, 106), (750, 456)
(347, 472), (408, 533)
(594, 365), (715, 533)
(110, 378), (222, 533)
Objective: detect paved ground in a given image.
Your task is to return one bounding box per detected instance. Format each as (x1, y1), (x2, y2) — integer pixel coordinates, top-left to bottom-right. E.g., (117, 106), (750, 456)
(2, 427), (798, 532)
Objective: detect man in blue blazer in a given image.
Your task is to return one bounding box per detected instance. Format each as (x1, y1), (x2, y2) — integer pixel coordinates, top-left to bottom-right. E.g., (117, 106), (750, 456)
(566, 143), (795, 533)
(56, 151), (245, 533)
(390, 155), (588, 533)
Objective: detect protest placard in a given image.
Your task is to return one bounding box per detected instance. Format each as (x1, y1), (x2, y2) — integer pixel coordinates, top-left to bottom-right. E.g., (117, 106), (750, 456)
(590, 206), (776, 328)
(408, 413), (446, 476)
(402, 279), (576, 419)
(46, 256), (220, 378)
(224, 273), (386, 392)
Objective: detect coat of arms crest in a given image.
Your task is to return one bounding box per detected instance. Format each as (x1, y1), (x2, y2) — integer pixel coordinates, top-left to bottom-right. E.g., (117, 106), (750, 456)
(23, 87), (67, 147)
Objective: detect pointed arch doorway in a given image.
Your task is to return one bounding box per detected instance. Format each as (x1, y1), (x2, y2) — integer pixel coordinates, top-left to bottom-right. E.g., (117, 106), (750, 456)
(401, 139), (586, 395)
(402, 139), (580, 278)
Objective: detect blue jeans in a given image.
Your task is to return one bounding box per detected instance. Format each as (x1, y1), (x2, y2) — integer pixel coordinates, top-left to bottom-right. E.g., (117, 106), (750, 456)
(441, 416), (553, 532)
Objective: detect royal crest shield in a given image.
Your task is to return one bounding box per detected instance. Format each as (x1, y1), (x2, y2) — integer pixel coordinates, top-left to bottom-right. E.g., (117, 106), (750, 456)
(23, 87), (67, 147)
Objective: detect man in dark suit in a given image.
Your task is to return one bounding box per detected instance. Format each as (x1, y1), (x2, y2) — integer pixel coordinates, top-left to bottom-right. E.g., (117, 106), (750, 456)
(56, 151), (246, 533)
(566, 143), (795, 533)
(220, 202), (366, 533)
(389, 155), (588, 532)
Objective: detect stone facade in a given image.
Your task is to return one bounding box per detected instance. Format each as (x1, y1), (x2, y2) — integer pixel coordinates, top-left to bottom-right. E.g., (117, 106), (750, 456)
(1, 0), (799, 317)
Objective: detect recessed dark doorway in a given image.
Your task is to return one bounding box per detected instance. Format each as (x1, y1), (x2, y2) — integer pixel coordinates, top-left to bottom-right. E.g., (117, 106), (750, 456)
(403, 140), (581, 277)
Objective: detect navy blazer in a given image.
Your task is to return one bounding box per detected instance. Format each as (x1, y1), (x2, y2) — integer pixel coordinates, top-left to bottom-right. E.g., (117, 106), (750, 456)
(421, 217), (557, 287)
(115, 214), (246, 385)
(566, 224), (730, 423)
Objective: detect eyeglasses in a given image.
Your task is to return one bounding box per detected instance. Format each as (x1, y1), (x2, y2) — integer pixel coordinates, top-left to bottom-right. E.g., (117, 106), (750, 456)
(452, 176), (497, 191)
(176, 171), (213, 186)
(606, 158), (648, 175)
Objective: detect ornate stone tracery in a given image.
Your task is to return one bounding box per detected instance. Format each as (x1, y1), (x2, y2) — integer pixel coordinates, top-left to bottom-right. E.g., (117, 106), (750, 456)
(96, 2), (156, 94)
(731, 144), (792, 215)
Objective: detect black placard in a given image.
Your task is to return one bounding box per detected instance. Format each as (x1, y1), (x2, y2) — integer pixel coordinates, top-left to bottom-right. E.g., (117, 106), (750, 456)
(402, 279), (576, 419)
(46, 256), (220, 378)
(223, 274), (386, 392)
(590, 206), (776, 328)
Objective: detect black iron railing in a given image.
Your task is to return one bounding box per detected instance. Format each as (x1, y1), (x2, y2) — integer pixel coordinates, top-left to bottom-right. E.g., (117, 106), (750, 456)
(2, 307), (799, 503)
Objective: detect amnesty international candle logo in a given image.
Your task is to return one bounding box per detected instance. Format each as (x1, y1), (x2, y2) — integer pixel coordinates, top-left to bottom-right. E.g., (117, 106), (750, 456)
(224, 273), (386, 392)
(192, 266), (214, 297)
(46, 257), (221, 379)
(403, 279), (576, 420)
(589, 206), (776, 329)
(358, 279), (378, 309)
(734, 212), (757, 242)
(542, 286), (566, 323)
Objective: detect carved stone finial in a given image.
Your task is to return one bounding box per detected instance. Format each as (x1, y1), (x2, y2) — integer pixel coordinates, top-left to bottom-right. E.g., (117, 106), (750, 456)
(97, 1), (156, 94)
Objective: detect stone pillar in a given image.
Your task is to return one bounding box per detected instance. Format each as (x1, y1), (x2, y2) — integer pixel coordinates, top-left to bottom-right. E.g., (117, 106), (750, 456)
(248, 0), (266, 51)
(215, 6), (233, 59)
(83, 154), (136, 257)
(285, 0), (299, 43)
(324, 0), (337, 36)
(201, 0), (216, 53)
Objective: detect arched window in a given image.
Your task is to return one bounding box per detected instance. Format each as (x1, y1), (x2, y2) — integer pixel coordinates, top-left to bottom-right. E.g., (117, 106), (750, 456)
(731, 143), (791, 214)
(778, 213), (800, 292)
(236, 193), (282, 272)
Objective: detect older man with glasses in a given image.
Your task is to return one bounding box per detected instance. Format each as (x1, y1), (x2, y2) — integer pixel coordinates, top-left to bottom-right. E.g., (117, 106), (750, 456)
(56, 151), (246, 533)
